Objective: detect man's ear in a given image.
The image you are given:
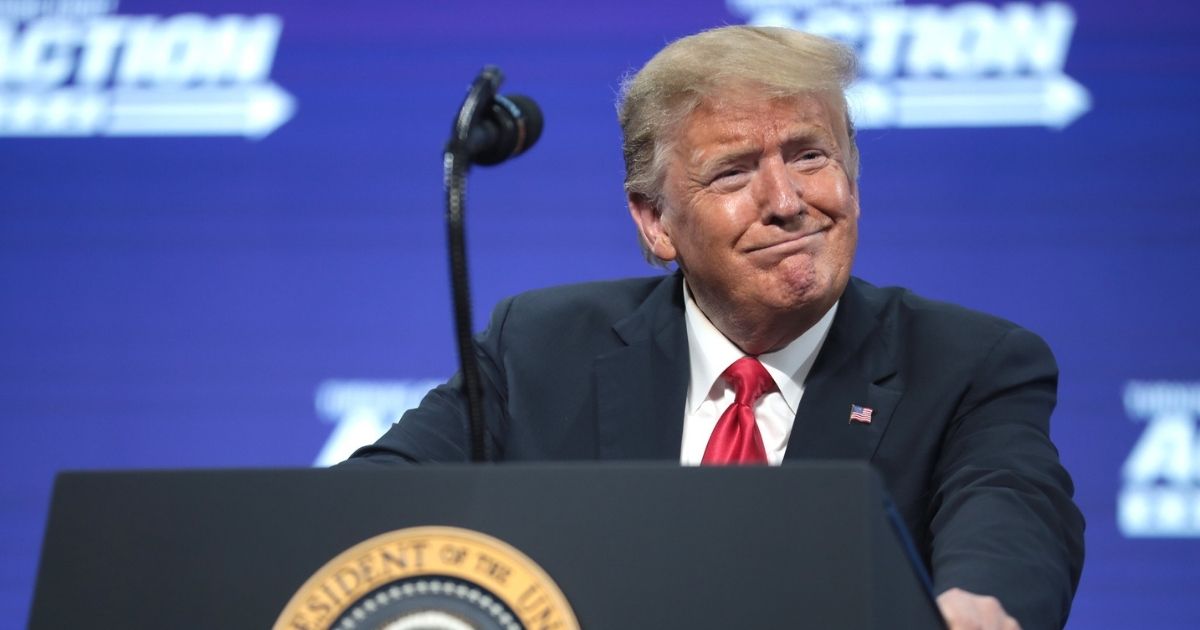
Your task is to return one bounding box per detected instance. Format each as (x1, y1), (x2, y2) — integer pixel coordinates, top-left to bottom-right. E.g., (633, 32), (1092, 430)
(628, 193), (677, 262)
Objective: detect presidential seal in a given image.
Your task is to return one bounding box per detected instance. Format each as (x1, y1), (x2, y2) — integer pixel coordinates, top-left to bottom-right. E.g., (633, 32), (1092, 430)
(275, 526), (579, 630)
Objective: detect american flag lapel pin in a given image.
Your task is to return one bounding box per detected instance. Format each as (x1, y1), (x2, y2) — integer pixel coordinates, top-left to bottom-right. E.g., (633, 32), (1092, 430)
(849, 404), (873, 425)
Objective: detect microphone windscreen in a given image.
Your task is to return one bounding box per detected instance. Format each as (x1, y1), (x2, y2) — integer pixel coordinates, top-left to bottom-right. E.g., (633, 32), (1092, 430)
(471, 94), (544, 166)
(504, 94), (543, 155)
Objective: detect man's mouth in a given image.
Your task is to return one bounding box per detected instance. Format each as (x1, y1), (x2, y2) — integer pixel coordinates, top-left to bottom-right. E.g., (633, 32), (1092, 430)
(745, 228), (828, 255)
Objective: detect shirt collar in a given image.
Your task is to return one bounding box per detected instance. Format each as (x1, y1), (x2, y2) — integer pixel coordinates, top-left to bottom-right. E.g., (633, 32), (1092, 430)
(682, 280), (838, 415)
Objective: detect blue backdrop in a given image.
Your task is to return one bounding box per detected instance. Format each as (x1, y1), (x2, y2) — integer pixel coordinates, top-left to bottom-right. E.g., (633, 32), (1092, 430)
(2, 0), (1198, 626)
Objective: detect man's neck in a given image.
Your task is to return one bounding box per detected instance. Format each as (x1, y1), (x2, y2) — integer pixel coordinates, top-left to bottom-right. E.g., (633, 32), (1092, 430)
(686, 283), (840, 355)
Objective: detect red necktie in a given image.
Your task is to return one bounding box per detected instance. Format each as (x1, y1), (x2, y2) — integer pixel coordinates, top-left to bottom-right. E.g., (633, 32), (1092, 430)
(702, 357), (775, 465)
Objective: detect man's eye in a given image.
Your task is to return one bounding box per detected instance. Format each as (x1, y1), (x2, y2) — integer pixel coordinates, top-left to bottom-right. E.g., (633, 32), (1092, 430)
(711, 169), (746, 184)
(789, 150), (829, 169)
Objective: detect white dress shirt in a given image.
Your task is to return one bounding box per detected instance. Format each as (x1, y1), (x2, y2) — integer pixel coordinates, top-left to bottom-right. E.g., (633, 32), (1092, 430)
(679, 281), (838, 466)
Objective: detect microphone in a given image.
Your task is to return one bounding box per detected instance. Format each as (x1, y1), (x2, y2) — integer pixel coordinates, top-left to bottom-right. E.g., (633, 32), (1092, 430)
(463, 94), (544, 166)
(443, 66), (542, 462)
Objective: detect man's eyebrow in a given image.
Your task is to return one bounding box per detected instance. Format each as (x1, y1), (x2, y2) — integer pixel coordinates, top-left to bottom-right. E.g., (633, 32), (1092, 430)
(781, 127), (834, 147)
(692, 128), (835, 174)
(695, 146), (760, 173)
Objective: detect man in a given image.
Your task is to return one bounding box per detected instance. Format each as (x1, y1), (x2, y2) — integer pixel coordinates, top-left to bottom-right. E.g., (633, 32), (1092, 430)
(348, 26), (1084, 630)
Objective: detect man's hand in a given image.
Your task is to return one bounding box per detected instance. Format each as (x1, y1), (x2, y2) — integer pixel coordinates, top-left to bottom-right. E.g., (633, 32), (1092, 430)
(937, 588), (1021, 630)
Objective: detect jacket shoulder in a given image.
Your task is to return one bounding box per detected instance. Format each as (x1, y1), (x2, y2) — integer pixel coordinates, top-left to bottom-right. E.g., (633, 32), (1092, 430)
(851, 278), (1052, 359)
(502, 275), (667, 324)
(511, 276), (667, 312)
(480, 275), (673, 347)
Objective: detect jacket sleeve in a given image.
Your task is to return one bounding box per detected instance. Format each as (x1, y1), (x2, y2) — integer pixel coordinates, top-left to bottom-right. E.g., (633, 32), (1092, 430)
(337, 296), (517, 466)
(927, 326), (1085, 630)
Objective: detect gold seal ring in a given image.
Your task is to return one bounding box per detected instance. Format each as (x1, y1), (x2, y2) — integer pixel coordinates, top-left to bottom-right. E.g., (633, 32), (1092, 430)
(275, 526), (579, 630)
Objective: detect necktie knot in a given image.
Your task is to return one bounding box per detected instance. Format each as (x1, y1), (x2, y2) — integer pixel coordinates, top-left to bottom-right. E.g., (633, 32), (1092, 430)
(702, 357), (775, 465)
(723, 356), (776, 405)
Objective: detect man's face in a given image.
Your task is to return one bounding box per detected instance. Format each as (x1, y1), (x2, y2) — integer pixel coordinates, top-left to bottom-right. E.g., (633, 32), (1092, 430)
(631, 90), (859, 341)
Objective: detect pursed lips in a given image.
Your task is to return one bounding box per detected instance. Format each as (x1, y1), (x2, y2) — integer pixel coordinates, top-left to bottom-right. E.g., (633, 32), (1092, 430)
(743, 226), (829, 255)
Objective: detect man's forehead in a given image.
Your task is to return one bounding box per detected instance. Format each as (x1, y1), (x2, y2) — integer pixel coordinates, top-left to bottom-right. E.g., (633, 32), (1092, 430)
(678, 93), (842, 159)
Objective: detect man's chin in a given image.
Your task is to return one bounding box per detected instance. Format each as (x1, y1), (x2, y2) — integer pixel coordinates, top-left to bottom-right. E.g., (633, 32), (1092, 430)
(769, 266), (842, 312)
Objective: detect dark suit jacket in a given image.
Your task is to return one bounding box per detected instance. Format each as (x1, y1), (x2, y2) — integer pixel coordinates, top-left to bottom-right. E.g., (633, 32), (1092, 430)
(349, 273), (1085, 629)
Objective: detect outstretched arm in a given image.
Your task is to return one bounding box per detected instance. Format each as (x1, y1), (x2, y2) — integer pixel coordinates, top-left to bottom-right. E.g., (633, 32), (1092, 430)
(928, 327), (1085, 630)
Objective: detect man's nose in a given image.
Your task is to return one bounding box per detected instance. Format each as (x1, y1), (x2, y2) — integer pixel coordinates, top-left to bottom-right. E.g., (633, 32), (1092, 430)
(755, 155), (803, 221)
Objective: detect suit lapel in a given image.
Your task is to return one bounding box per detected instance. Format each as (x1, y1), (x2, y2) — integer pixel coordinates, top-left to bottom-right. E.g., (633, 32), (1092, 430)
(595, 274), (689, 460)
(592, 275), (901, 462)
(785, 279), (902, 463)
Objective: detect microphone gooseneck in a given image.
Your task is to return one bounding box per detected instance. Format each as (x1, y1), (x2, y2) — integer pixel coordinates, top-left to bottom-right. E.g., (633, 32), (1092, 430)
(443, 66), (543, 463)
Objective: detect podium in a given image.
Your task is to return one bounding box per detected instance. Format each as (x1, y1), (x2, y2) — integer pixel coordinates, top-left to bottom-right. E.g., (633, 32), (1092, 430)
(30, 463), (943, 628)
